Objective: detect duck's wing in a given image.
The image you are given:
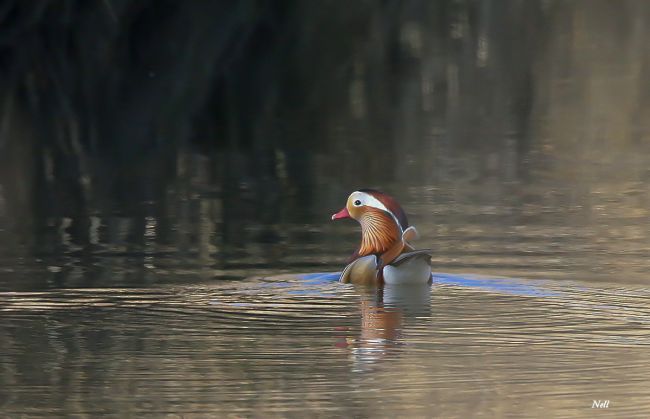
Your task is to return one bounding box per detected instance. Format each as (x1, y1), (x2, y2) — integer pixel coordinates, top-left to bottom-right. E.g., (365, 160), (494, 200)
(379, 226), (420, 266)
(391, 249), (433, 267)
(339, 255), (379, 284)
(402, 226), (419, 243)
(401, 226), (419, 252)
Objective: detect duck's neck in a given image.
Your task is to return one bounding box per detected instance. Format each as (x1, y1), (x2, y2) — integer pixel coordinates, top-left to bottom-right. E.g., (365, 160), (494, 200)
(357, 209), (402, 257)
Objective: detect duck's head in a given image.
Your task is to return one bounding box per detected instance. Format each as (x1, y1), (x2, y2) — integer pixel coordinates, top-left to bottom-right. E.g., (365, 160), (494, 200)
(331, 189), (409, 259)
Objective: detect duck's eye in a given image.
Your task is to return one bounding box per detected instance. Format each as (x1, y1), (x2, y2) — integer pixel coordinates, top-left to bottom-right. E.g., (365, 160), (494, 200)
(354, 200), (362, 206)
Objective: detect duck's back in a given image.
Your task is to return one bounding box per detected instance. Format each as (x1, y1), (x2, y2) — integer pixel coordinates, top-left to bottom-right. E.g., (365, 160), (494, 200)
(383, 251), (432, 285)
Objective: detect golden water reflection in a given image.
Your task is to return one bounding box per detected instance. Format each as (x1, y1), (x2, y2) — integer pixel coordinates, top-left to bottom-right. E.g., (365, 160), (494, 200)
(1, 274), (649, 417)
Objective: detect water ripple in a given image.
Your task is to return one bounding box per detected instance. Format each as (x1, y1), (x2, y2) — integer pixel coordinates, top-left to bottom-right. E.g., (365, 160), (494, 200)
(1, 273), (649, 416)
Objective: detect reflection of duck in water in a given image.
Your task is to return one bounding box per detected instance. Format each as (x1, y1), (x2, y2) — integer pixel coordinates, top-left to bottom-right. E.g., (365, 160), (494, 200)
(331, 189), (432, 285)
(335, 285), (431, 369)
(335, 290), (403, 352)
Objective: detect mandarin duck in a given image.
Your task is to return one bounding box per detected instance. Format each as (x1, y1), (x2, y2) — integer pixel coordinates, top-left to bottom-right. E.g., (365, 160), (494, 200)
(331, 189), (432, 285)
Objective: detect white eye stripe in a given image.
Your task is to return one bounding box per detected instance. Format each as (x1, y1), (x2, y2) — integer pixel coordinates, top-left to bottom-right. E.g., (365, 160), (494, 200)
(350, 192), (388, 212)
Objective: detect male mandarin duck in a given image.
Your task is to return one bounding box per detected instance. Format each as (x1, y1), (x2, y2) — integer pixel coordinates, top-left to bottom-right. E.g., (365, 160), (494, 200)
(331, 189), (432, 285)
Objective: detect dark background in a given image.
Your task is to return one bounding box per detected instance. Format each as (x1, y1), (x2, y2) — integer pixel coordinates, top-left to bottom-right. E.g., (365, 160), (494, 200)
(1, 0), (650, 287)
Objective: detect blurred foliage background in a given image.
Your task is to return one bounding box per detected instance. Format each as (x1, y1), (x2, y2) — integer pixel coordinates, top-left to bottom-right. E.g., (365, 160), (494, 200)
(0, 0), (649, 280)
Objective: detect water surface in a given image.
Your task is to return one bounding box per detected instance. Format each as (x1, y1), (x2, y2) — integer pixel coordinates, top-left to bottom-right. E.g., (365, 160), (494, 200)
(1, 269), (649, 417)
